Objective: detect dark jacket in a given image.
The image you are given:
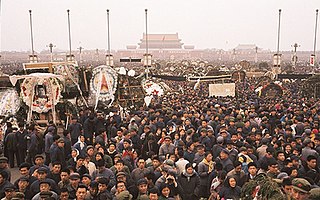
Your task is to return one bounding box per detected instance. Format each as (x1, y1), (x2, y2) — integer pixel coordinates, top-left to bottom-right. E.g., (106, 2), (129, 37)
(51, 146), (66, 169)
(177, 170), (200, 200)
(97, 190), (112, 200)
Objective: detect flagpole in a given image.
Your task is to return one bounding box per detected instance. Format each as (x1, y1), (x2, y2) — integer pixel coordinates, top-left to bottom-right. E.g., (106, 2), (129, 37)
(29, 10), (35, 60)
(276, 9), (281, 65)
(67, 9), (72, 57)
(145, 9), (149, 79)
(313, 9), (319, 67)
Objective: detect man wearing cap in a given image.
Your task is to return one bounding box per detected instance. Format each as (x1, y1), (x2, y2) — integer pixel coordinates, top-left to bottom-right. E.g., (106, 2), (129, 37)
(29, 167), (59, 197)
(290, 178), (311, 200)
(0, 158), (11, 183)
(113, 172), (137, 199)
(67, 116), (83, 145)
(92, 160), (116, 188)
(97, 177), (112, 200)
(68, 173), (81, 199)
(50, 138), (66, 169)
(31, 180), (58, 200)
(136, 178), (148, 199)
(216, 149), (234, 173)
(16, 177), (32, 200)
(29, 155), (49, 175)
(212, 136), (224, 159)
(159, 136), (175, 161)
(26, 124), (39, 165)
(4, 127), (18, 168)
(44, 126), (55, 165)
(2, 185), (16, 200)
(81, 174), (91, 187)
(83, 114), (96, 145)
(16, 123), (28, 168)
(301, 137), (318, 162)
(0, 171), (14, 199)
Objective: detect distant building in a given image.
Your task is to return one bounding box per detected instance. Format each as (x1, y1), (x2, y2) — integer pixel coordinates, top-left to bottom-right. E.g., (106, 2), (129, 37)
(235, 44), (257, 51)
(138, 33), (184, 49)
(184, 45), (195, 50)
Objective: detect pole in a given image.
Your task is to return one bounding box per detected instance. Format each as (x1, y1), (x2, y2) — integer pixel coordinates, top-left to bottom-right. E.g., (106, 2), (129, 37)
(314, 9), (319, 66)
(29, 10), (35, 59)
(277, 9), (281, 55)
(67, 9), (72, 57)
(107, 10), (111, 56)
(255, 46), (258, 63)
(48, 43), (54, 62)
(145, 9), (149, 79)
(0, 0), (2, 60)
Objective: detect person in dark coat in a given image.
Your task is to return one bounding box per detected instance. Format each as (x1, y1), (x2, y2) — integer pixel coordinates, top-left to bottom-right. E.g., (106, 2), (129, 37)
(177, 163), (200, 200)
(198, 151), (214, 199)
(29, 167), (59, 197)
(4, 127), (18, 168)
(0, 157), (11, 182)
(16, 123), (28, 166)
(0, 171), (14, 199)
(67, 117), (83, 145)
(83, 115), (96, 145)
(26, 125), (39, 165)
(62, 130), (72, 160)
(218, 176), (241, 200)
(51, 138), (66, 169)
(96, 177), (112, 200)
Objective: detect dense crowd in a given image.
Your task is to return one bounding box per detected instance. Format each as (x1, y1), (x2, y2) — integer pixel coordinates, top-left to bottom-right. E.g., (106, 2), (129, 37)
(1, 78), (320, 200)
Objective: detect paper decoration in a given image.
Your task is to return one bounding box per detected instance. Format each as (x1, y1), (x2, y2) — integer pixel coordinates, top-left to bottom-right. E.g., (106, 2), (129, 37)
(142, 79), (164, 97)
(90, 65), (118, 105)
(54, 64), (79, 88)
(0, 89), (20, 116)
(119, 67), (127, 75)
(144, 95), (152, 107)
(128, 69), (135, 77)
(20, 74), (62, 113)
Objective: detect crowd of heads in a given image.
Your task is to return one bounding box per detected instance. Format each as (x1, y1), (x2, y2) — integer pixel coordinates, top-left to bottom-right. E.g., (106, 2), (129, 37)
(0, 77), (320, 200)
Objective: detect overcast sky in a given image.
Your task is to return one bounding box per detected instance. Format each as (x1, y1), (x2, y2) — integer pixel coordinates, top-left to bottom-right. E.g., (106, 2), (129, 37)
(0, 0), (319, 52)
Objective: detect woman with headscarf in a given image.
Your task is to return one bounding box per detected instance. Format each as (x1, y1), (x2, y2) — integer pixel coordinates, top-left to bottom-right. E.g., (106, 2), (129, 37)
(73, 135), (87, 157)
(218, 176), (241, 200)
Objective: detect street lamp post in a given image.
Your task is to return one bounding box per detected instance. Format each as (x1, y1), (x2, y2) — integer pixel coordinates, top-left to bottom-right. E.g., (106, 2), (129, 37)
(46, 43), (55, 62)
(28, 10), (37, 63)
(273, 9), (282, 77)
(291, 43), (300, 68)
(106, 9), (114, 67)
(144, 9), (152, 79)
(78, 46), (83, 64)
(255, 46), (258, 63)
(66, 9), (74, 62)
(311, 9), (319, 68)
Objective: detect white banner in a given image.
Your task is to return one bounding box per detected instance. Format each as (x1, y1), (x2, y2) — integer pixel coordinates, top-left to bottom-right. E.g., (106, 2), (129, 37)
(273, 54), (281, 66)
(310, 54), (315, 67)
(209, 83), (235, 97)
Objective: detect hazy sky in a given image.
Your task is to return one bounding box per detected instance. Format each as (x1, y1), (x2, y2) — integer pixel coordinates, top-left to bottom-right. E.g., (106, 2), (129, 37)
(0, 0), (319, 52)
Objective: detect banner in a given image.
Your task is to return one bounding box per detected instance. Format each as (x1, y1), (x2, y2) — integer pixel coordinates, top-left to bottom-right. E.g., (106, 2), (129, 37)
(310, 54), (315, 67)
(209, 83), (235, 97)
(273, 54), (281, 66)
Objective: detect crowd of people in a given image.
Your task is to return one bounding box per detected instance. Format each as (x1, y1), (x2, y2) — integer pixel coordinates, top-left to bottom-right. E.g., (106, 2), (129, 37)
(0, 78), (320, 200)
